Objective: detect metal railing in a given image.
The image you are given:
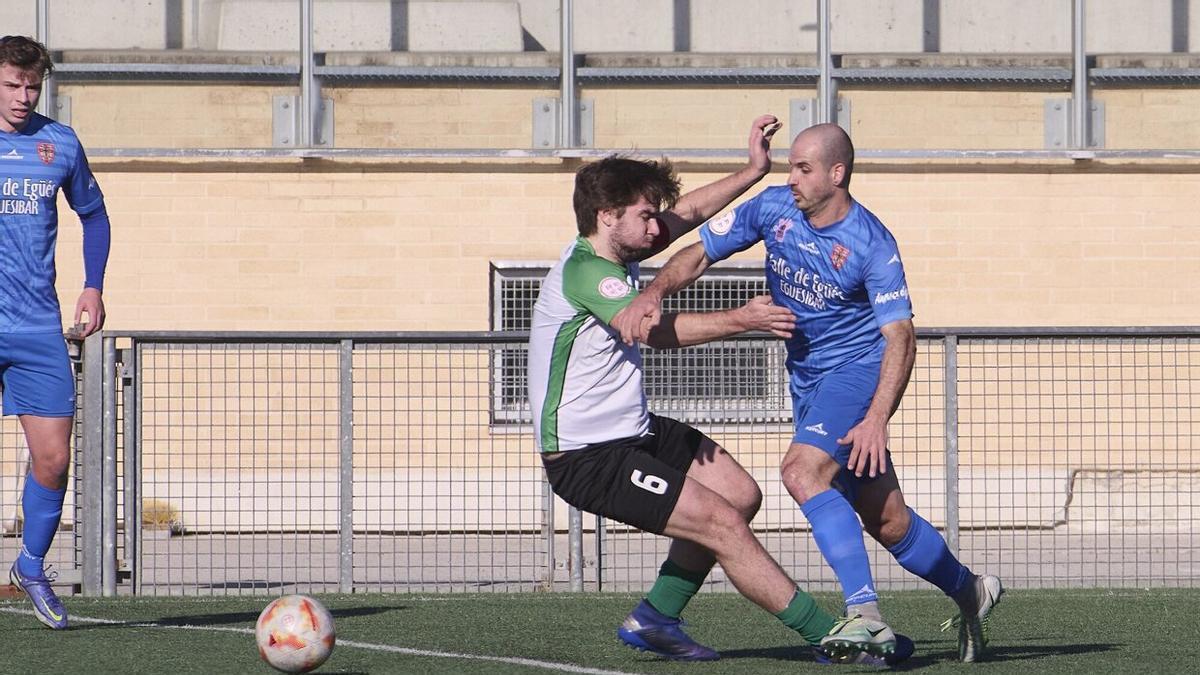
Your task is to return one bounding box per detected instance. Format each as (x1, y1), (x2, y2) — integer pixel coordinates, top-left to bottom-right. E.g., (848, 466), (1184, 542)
(19, 0), (1200, 156)
(3, 327), (1194, 596)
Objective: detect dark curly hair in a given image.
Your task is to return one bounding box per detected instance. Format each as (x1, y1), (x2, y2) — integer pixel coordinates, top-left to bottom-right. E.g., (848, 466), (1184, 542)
(0, 35), (53, 78)
(573, 155), (681, 236)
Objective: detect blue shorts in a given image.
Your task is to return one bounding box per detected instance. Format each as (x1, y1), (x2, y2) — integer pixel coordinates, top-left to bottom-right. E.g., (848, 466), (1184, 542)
(791, 358), (893, 502)
(0, 332), (76, 417)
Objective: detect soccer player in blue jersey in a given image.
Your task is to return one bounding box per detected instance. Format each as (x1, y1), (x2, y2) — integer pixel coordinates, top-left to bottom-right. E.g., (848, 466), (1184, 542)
(615, 123), (1004, 662)
(1, 35), (111, 630)
(530, 116), (914, 666)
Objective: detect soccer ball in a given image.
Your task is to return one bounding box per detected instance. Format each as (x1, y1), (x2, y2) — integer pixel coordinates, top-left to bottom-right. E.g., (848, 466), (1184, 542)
(255, 595), (336, 673)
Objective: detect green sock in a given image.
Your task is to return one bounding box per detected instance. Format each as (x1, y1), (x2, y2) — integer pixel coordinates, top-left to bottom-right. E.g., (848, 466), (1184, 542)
(775, 590), (836, 646)
(644, 559), (709, 618)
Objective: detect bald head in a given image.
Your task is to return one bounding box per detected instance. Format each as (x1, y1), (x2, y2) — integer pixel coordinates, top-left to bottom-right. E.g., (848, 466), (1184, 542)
(792, 123), (854, 189)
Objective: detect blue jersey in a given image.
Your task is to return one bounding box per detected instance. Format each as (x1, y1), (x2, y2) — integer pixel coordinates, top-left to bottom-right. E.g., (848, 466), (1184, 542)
(700, 185), (913, 391)
(0, 113), (104, 332)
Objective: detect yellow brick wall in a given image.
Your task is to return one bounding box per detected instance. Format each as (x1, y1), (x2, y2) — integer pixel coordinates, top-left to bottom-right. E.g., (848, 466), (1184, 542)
(62, 84), (285, 148)
(847, 90), (1052, 149)
(63, 84), (1200, 152)
(848, 88), (1200, 150)
(61, 84), (558, 149)
(1096, 89), (1200, 149)
(588, 88), (809, 148)
(48, 158), (1194, 332)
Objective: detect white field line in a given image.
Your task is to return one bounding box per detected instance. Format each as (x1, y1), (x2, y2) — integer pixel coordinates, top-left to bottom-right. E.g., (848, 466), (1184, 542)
(0, 606), (640, 675)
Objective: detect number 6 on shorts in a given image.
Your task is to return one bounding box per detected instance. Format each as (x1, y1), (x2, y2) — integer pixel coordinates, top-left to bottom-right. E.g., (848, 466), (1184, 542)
(630, 469), (668, 495)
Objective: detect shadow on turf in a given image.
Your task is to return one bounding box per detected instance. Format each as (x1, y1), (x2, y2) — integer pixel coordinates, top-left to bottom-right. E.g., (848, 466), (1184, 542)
(70, 605), (408, 631)
(714, 645), (939, 669)
(713, 641), (1118, 668)
(979, 643), (1121, 662)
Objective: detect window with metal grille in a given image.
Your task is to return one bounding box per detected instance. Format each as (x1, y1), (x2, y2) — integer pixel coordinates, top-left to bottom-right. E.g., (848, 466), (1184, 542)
(491, 262), (790, 425)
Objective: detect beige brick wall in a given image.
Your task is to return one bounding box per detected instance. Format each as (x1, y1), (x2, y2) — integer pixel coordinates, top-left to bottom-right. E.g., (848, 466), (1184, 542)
(62, 84), (284, 148)
(61, 84), (560, 149)
(49, 158), (1194, 332)
(588, 88), (808, 149)
(1096, 89), (1200, 149)
(59, 83), (1200, 153)
(848, 90), (1051, 150)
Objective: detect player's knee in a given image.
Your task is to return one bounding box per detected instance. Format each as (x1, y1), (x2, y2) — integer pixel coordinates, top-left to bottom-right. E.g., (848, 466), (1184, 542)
(734, 482), (762, 521)
(696, 499), (752, 549)
(30, 451), (70, 486)
(780, 455), (829, 504)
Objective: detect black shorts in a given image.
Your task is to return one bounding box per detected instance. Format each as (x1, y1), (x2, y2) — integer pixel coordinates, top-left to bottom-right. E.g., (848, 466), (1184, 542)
(541, 414), (712, 535)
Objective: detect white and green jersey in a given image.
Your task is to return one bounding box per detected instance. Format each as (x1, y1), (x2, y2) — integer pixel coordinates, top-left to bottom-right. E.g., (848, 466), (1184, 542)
(528, 237), (649, 453)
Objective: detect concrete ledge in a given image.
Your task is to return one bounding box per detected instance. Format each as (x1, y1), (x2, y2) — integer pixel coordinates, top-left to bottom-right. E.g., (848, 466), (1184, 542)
(57, 49), (301, 67)
(1068, 470), (1200, 533)
(323, 51), (558, 68)
(840, 53), (1073, 69)
(132, 466), (1200, 534)
(753, 467), (1071, 531)
(43, 50), (1200, 88)
(51, 49), (1200, 71)
(581, 52), (818, 68)
(1093, 53), (1200, 68)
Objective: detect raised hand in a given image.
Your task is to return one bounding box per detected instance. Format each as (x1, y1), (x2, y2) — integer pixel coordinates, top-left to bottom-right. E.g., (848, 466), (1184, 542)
(748, 114), (783, 176)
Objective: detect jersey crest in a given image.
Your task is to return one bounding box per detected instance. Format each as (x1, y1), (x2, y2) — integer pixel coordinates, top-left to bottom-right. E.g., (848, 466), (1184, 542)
(830, 243), (851, 270)
(37, 142), (55, 164)
(772, 217), (793, 242)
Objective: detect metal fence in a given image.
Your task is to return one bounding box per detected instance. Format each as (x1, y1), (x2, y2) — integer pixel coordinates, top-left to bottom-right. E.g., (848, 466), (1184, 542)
(1, 328), (1196, 596)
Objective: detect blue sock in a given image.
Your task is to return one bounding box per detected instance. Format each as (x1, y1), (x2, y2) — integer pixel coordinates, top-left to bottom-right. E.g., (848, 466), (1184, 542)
(17, 476), (66, 578)
(887, 508), (971, 596)
(800, 489), (878, 608)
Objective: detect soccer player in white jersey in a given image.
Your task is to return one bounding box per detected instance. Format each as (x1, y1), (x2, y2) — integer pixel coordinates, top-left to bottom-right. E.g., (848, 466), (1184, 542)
(0, 36), (111, 630)
(528, 115), (911, 665)
(615, 123), (1003, 663)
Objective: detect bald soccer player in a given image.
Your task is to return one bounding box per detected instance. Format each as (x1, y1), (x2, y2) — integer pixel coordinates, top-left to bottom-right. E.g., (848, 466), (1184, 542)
(615, 123), (1003, 663)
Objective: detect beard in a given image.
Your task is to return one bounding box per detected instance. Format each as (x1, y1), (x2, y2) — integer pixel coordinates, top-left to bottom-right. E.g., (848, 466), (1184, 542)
(612, 239), (654, 263)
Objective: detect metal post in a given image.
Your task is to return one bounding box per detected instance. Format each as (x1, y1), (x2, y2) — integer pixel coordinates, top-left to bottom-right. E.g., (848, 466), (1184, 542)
(102, 338), (118, 596)
(121, 347), (139, 594)
(80, 333), (103, 596)
(559, 0), (576, 148)
(543, 473), (556, 591)
(35, 0), (55, 119)
(1072, 0), (1088, 148)
(816, 0), (836, 124)
(943, 335), (960, 555)
(338, 340), (354, 593)
(133, 343), (145, 595)
(569, 506), (583, 591)
(36, 0), (48, 41)
(191, 0), (201, 49)
(594, 514), (604, 592)
(300, 0), (315, 147)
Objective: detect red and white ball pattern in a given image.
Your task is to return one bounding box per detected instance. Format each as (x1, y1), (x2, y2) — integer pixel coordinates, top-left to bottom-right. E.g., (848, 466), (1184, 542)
(255, 595), (336, 673)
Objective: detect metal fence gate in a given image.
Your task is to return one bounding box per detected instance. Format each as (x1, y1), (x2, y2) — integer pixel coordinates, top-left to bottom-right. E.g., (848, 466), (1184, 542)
(0, 328), (1195, 596)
